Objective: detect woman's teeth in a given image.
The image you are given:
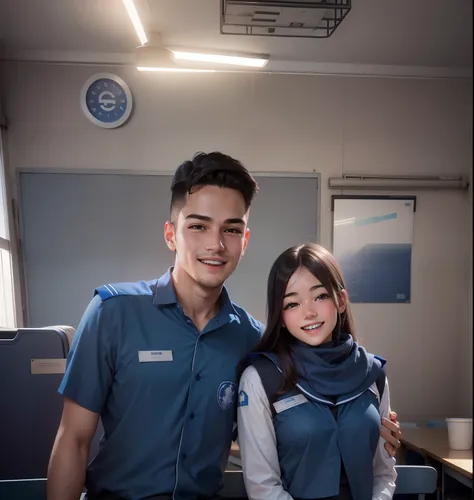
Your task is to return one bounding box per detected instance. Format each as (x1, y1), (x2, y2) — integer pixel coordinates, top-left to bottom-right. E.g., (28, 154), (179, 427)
(302, 322), (323, 331)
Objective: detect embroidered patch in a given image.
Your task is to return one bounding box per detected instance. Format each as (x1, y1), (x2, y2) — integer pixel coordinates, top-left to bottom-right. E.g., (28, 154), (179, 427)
(229, 314), (241, 324)
(217, 381), (237, 411)
(238, 390), (249, 407)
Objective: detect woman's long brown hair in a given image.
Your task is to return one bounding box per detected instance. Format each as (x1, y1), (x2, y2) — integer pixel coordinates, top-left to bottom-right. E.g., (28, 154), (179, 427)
(243, 243), (357, 398)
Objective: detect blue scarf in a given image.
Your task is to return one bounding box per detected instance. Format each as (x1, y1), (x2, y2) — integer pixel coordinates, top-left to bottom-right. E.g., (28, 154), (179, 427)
(287, 333), (384, 401)
(248, 333), (385, 500)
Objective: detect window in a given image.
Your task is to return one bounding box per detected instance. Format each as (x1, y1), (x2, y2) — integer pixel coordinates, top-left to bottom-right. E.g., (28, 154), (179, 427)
(0, 131), (16, 328)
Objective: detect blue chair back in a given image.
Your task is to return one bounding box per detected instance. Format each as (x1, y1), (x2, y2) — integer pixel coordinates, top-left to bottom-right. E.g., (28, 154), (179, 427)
(0, 328), (70, 480)
(0, 479), (46, 500)
(394, 465), (438, 500)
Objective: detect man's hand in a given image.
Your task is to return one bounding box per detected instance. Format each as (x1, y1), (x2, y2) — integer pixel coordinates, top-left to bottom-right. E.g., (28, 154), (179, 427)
(381, 411), (401, 457)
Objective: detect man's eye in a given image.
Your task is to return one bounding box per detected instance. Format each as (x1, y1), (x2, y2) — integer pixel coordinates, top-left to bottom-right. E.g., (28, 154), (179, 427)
(225, 228), (242, 234)
(189, 225), (204, 230)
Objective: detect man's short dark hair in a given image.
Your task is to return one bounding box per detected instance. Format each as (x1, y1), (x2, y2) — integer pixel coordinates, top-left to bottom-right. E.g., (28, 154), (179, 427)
(170, 152), (258, 214)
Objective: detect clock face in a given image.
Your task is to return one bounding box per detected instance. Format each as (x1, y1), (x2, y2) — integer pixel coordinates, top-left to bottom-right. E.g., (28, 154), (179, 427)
(81, 73), (133, 128)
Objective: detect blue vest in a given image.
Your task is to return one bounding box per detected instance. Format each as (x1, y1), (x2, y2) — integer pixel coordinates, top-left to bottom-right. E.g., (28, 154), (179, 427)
(259, 353), (381, 500)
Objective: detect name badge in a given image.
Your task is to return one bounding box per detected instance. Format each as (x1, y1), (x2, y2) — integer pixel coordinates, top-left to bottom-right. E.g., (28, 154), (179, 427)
(273, 394), (308, 414)
(138, 350), (173, 362)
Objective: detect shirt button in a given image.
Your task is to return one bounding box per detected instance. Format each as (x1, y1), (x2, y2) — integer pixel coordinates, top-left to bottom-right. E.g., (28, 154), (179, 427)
(182, 453), (187, 460)
(190, 413), (195, 419)
(195, 374), (201, 381)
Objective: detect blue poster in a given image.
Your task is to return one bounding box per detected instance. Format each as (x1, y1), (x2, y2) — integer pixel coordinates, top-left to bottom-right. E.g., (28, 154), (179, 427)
(332, 197), (415, 303)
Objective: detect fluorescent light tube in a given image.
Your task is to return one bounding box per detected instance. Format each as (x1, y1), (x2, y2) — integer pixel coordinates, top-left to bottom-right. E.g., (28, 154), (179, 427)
(171, 51), (268, 68)
(123, 0), (148, 46)
(137, 66), (216, 73)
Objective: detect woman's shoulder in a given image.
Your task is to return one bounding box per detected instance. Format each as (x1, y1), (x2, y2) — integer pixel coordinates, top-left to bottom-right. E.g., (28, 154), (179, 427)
(240, 364), (262, 385)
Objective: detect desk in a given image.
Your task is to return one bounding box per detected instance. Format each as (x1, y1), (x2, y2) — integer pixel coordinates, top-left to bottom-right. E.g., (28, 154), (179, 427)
(400, 427), (472, 498)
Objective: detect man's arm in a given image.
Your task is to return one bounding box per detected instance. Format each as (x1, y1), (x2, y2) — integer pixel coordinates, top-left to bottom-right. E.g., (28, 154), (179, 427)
(47, 398), (100, 500)
(381, 411), (401, 457)
(373, 379), (397, 500)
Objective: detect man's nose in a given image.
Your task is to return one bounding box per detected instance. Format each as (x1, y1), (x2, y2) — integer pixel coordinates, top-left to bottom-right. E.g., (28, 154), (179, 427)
(205, 230), (225, 252)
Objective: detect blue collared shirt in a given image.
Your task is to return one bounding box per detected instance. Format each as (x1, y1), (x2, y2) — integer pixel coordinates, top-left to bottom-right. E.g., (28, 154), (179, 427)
(59, 269), (263, 499)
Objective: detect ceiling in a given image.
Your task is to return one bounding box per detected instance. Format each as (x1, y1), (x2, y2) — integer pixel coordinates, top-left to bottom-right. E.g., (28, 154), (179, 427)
(0, 0), (472, 76)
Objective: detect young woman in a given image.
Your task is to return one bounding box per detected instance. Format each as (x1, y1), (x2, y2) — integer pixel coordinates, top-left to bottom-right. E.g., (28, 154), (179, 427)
(237, 243), (397, 500)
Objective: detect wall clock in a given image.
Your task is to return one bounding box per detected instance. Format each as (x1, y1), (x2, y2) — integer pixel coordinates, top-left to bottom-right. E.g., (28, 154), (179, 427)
(81, 73), (133, 128)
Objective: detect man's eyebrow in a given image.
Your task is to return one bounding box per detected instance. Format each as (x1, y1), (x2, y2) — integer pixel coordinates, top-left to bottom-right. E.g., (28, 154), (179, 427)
(184, 214), (245, 225)
(225, 218), (246, 225)
(184, 214), (212, 222)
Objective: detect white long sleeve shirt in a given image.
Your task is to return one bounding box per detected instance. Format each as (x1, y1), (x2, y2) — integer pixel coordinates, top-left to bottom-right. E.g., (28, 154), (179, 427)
(237, 365), (397, 500)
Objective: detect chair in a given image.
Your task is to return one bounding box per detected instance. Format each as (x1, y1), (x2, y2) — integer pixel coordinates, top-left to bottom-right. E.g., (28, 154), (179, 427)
(0, 326), (102, 483)
(0, 327), (71, 480)
(0, 479), (46, 500)
(219, 465), (438, 499)
(221, 470), (247, 498)
(394, 465), (438, 500)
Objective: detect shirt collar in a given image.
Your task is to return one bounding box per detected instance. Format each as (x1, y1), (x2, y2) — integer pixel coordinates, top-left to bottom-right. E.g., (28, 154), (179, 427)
(152, 267), (239, 317)
(152, 268), (178, 306)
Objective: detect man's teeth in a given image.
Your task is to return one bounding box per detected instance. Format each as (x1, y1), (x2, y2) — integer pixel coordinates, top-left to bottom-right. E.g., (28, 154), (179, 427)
(201, 260), (224, 266)
(303, 323), (323, 331)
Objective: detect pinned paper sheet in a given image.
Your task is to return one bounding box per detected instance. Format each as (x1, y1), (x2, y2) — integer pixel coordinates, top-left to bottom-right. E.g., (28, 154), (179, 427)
(332, 196), (415, 303)
(31, 358), (66, 375)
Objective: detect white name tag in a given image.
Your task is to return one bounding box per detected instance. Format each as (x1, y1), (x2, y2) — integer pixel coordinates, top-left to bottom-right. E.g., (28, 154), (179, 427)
(138, 350), (173, 362)
(31, 358), (66, 375)
(273, 394), (308, 414)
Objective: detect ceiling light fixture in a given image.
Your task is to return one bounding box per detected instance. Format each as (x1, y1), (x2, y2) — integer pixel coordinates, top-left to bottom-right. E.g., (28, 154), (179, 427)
(137, 67), (216, 73)
(122, 0), (148, 46)
(220, 0), (351, 39)
(135, 46), (217, 72)
(171, 50), (268, 68)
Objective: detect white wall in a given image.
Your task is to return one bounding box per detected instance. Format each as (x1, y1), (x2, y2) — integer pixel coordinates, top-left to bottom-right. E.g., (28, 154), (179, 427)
(1, 61), (472, 419)
(459, 149), (473, 417)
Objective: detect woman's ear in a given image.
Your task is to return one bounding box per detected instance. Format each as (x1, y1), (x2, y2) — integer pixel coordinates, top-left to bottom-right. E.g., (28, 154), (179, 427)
(338, 289), (349, 313)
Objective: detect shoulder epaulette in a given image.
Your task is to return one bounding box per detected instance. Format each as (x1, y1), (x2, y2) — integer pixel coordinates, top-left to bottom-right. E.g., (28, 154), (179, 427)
(94, 281), (153, 301)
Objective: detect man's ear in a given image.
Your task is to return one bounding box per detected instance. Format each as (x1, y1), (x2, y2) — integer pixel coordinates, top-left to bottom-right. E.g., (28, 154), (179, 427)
(164, 221), (177, 251)
(338, 289), (349, 313)
(241, 227), (250, 256)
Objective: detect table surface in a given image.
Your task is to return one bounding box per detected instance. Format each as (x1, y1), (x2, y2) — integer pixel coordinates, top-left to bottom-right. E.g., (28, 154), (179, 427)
(400, 427), (472, 479)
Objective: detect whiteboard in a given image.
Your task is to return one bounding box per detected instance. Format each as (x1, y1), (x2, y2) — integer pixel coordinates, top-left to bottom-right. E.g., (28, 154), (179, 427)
(20, 172), (320, 327)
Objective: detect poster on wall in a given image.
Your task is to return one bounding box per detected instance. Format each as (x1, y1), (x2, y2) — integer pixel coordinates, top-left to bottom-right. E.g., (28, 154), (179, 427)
(332, 195), (416, 303)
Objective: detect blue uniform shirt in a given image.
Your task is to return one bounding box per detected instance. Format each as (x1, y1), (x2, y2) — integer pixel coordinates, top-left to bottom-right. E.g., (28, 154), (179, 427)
(59, 269), (263, 499)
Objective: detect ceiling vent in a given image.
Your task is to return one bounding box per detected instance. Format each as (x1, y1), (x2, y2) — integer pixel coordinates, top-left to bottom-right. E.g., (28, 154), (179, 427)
(220, 0), (351, 38)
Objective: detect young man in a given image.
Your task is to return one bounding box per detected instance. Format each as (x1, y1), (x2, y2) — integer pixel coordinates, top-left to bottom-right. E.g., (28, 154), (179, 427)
(47, 152), (401, 500)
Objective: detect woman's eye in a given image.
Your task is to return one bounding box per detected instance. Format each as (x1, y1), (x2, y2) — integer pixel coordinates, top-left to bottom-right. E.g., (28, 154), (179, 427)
(315, 293), (330, 301)
(283, 302), (298, 310)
